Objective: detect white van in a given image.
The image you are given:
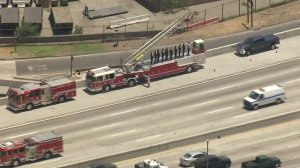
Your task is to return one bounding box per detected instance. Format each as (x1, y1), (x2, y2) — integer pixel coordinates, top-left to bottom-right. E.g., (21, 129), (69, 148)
(243, 85), (286, 110)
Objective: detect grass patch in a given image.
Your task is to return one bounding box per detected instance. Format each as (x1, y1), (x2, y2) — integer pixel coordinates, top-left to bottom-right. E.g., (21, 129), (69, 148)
(16, 43), (107, 58)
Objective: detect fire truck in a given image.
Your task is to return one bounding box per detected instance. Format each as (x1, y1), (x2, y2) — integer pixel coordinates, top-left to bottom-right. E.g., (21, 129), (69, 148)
(86, 12), (206, 93)
(7, 77), (76, 111)
(0, 131), (63, 167)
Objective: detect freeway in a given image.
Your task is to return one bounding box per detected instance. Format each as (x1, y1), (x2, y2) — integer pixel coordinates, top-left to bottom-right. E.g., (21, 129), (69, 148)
(14, 19), (300, 76)
(115, 117), (300, 168)
(1, 58), (300, 168)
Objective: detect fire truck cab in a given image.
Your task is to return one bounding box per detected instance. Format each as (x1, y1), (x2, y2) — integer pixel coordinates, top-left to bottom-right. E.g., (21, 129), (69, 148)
(86, 66), (137, 92)
(192, 39), (205, 54)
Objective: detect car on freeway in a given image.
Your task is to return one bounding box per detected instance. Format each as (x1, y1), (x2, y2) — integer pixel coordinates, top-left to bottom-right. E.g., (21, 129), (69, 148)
(85, 163), (117, 168)
(180, 151), (208, 167)
(195, 155), (231, 168)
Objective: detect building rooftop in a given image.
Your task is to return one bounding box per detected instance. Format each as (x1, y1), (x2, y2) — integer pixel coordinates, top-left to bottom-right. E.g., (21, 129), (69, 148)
(24, 7), (43, 23)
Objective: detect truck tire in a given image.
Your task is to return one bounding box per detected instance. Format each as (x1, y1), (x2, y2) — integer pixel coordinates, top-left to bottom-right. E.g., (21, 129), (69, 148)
(186, 66), (194, 73)
(271, 43), (276, 50)
(127, 79), (136, 87)
(253, 104), (259, 110)
(58, 95), (66, 103)
(102, 85), (110, 93)
(44, 152), (52, 160)
(12, 159), (20, 167)
(25, 103), (34, 111)
(276, 98), (282, 104)
(246, 50), (251, 56)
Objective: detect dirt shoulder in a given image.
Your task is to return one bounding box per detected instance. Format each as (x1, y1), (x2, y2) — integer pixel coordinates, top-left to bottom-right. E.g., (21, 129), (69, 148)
(0, 0), (300, 59)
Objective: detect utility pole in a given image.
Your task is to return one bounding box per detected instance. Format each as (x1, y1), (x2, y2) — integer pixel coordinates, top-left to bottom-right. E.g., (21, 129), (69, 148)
(250, 0), (254, 27)
(206, 139), (209, 168)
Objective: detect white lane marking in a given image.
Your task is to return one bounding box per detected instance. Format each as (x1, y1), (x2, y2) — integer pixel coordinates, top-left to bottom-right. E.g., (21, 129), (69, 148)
(234, 111), (259, 118)
(191, 100), (218, 107)
(273, 132), (299, 140)
(92, 122), (122, 131)
(0, 96), (7, 100)
(4, 131), (38, 140)
(284, 78), (300, 84)
(107, 109), (137, 117)
(32, 158), (62, 166)
(2, 58), (299, 132)
(201, 85), (235, 94)
(208, 106), (234, 114)
(110, 130), (136, 137)
(136, 134), (162, 142)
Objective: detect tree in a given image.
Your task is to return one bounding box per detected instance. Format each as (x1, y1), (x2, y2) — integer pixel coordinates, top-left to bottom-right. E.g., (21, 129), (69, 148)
(16, 22), (40, 42)
(73, 25), (83, 35)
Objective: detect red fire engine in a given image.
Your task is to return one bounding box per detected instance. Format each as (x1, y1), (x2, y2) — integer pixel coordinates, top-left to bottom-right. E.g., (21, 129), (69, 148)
(86, 12), (206, 93)
(7, 77), (76, 111)
(0, 131), (63, 167)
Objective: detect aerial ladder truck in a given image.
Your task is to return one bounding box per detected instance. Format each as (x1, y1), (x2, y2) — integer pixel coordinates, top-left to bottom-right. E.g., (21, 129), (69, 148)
(85, 12), (206, 93)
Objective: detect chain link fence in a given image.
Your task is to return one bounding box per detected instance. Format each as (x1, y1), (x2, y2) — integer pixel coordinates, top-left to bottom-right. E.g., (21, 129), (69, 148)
(0, 0), (295, 43)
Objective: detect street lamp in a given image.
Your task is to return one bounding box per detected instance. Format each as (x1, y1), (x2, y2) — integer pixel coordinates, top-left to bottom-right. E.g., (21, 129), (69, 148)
(206, 139), (209, 168)
(114, 29), (119, 47)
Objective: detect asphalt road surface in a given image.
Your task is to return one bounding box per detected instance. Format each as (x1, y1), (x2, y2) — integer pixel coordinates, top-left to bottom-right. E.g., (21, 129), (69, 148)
(15, 19), (300, 76)
(1, 59), (300, 168)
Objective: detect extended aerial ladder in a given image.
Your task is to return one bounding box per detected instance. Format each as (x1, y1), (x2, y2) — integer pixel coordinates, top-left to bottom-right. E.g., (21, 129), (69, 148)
(124, 12), (193, 72)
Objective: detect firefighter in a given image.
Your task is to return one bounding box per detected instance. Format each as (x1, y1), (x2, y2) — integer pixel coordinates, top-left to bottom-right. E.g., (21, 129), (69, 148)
(165, 47), (168, 61)
(161, 48), (164, 62)
(178, 44), (181, 57)
(174, 45), (177, 58)
(170, 48), (173, 60)
(150, 51), (153, 65)
(187, 42), (191, 56)
(182, 42), (185, 56)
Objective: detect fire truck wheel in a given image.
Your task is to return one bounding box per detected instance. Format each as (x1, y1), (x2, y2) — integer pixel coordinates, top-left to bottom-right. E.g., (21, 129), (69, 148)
(127, 79), (136, 87)
(103, 85), (110, 92)
(186, 66), (194, 73)
(25, 103), (33, 111)
(58, 95), (66, 103)
(44, 152), (52, 160)
(12, 159), (20, 167)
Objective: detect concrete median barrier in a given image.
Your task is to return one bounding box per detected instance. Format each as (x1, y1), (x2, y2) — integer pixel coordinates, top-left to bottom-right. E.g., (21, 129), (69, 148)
(60, 108), (300, 168)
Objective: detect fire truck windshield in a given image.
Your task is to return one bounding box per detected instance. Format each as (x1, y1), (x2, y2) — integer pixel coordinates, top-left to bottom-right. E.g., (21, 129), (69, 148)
(86, 73), (96, 82)
(8, 93), (21, 101)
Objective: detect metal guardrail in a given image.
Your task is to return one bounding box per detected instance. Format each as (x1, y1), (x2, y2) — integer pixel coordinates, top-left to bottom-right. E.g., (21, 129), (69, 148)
(109, 14), (150, 29)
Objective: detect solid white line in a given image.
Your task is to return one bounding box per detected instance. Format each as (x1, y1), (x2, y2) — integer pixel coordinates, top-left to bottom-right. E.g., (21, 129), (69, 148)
(273, 132), (299, 140)
(284, 78), (300, 84)
(275, 27), (300, 35)
(191, 100), (218, 107)
(208, 106), (234, 114)
(108, 109), (137, 117)
(202, 85), (235, 94)
(110, 130), (136, 137)
(136, 134), (162, 142)
(32, 158), (62, 166)
(234, 111), (259, 118)
(4, 131), (38, 140)
(2, 58), (299, 132)
(0, 96), (7, 100)
(92, 122), (122, 131)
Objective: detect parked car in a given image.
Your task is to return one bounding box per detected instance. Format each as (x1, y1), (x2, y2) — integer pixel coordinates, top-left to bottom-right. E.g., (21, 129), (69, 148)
(195, 155), (231, 168)
(236, 34), (280, 56)
(180, 151), (208, 167)
(85, 163), (117, 168)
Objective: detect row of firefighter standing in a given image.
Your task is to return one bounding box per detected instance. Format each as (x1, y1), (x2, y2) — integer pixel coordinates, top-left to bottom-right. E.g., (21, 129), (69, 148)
(150, 42), (191, 65)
